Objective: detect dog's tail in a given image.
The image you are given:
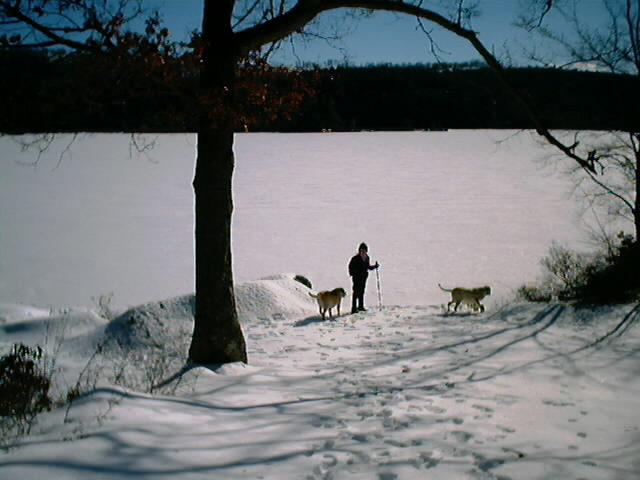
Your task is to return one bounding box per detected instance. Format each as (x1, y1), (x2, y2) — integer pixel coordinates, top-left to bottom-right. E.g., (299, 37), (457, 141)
(308, 292), (318, 298)
(438, 283), (452, 292)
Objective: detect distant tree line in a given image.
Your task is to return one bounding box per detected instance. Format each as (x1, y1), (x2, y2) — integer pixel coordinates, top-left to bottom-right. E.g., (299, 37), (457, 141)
(1, 49), (636, 134)
(0, 48), (198, 133)
(288, 63), (637, 132)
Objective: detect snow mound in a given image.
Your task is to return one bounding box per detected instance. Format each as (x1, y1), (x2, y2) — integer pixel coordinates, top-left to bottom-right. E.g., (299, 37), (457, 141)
(0, 306), (106, 353)
(0, 303), (51, 324)
(105, 294), (195, 350)
(99, 274), (316, 353)
(235, 273), (318, 324)
(0, 275), (316, 397)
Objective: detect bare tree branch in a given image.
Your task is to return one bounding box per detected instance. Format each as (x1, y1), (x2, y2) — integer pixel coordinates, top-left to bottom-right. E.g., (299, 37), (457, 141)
(415, 16), (449, 63)
(535, 0), (555, 30)
(626, 0), (640, 69)
(520, 0), (640, 238)
(232, 0), (263, 30)
(0, 0), (97, 51)
(233, 0), (599, 173)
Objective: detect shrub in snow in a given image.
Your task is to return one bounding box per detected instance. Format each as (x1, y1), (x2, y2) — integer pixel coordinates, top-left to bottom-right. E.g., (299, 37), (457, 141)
(521, 234), (640, 304)
(516, 284), (553, 302)
(91, 292), (115, 320)
(576, 233), (640, 304)
(0, 343), (52, 436)
(539, 242), (597, 300)
(293, 275), (312, 289)
(518, 242), (598, 302)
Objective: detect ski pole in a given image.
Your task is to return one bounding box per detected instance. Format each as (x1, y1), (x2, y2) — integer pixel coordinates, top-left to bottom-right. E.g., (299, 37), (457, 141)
(375, 265), (382, 311)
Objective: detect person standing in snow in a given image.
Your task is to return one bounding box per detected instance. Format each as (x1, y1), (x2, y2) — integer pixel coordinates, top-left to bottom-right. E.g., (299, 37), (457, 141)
(348, 242), (379, 314)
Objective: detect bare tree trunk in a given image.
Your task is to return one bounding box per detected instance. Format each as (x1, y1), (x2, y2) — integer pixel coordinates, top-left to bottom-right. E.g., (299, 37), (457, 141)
(187, 0), (247, 364)
(635, 145), (640, 242)
(188, 128), (247, 364)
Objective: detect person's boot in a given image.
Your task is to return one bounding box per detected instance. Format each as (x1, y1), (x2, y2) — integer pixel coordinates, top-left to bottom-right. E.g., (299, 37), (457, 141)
(351, 298), (358, 314)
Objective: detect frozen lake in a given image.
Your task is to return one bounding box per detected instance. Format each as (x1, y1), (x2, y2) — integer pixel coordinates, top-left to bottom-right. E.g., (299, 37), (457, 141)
(0, 131), (588, 310)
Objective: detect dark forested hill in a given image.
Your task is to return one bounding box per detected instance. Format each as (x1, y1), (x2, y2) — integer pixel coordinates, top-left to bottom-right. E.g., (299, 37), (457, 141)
(1, 51), (636, 133)
(280, 64), (637, 132)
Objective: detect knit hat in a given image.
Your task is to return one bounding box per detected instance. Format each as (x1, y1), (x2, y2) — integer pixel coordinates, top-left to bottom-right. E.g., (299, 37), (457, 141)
(358, 242), (368, 252)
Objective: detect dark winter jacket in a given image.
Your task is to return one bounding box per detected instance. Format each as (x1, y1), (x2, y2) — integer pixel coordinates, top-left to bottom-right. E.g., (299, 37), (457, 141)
(348, 253), (375, 280)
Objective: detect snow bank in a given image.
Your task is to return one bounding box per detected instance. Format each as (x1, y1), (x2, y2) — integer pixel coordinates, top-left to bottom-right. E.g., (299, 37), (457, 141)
(235, 273), (318, 324)
(0, 274), (318, 396)
(0, 303), (51, 324)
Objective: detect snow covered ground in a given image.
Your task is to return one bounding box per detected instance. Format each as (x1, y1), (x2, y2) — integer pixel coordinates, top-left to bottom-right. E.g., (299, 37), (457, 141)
(1, 277), (639, 479)
(1, 132), (639, 479)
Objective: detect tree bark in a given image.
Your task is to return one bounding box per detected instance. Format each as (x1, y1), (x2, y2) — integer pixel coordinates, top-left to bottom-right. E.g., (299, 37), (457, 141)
(635, 139), (640, 242)
(189, 128), (247, 364)
(187, 0), (247, 364)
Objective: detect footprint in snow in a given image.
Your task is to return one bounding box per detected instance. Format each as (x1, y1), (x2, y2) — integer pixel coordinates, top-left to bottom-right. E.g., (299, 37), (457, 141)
(424, 405), (446, 414)
(378, 473), (398, 480)
(448, 430), (474, 443)
(497, 425), (515, 433)
(471, 404), (494, 413)
(412, 452), (440, 469)
(542, 399), (575, 407)
(436, 417), (464, 425)
(474, 455), (506, 472)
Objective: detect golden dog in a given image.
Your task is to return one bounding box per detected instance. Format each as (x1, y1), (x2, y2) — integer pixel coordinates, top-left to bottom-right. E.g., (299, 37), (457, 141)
(309, 287), (347, 319)
(439, 284), (491, 313)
